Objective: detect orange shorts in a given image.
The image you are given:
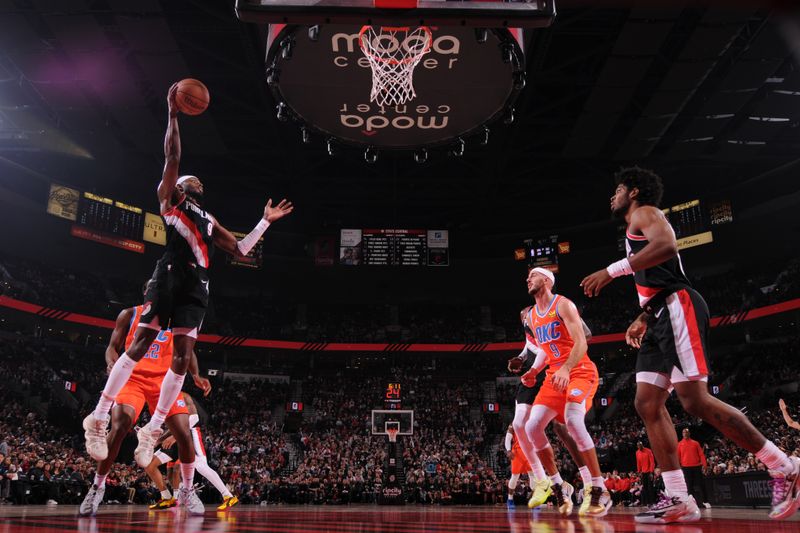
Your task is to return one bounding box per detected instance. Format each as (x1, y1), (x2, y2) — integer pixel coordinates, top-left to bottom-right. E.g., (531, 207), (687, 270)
(114, 375), (189, 422)
(533, 364), (599, 424)
(511, 454), (531, 475)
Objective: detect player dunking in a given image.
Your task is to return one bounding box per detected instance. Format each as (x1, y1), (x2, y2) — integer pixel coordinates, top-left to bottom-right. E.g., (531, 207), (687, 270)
(82, 83), (293, 498)
(507, 305), (598, 515)
(79, 296), (211, 516)
(581, 166), (800, 523)
(518, 268), (611, 517)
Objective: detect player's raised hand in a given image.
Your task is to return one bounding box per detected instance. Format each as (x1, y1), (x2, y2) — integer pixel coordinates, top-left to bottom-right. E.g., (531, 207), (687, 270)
(580, 268), (613, 297)
(167, 83), (179, 117)
(264, 198), (294, 223)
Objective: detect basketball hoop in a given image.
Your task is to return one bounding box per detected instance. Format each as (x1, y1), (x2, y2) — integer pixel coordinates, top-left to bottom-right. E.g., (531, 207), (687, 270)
(386, 427), (399, 443)
(359, 25), (432, 106)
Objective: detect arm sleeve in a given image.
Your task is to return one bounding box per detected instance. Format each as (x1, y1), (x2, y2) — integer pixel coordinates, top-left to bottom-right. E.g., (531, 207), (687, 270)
(504, 433), (513, 452)
(517, 339), (539, 362)
(531, 345), (547, 372)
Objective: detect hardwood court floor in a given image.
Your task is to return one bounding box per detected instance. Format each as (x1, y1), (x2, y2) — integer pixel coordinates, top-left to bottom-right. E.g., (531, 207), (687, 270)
(0, 504), (798, 533)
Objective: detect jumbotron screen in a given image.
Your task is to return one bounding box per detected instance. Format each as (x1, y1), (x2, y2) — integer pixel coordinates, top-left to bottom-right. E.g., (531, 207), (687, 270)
(340, 229), (449, 266)
(77, 192), (144, 240)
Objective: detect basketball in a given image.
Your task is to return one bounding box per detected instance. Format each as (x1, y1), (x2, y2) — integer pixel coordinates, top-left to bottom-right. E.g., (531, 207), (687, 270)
(175, 78), (209, 115)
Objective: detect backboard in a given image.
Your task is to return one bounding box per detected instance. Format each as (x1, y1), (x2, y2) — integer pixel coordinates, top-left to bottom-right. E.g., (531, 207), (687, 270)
(262, 24), (528, 153)
(236, 0), (556, 28)
(371, 409), (414, 435)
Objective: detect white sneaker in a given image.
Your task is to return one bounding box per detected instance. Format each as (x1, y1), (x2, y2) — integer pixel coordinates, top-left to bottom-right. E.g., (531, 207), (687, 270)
(46, 499), (58, 505)
(79, 484), (105, 516)
(769, 456), (800, 520)
(635, 494), (701, 524)
(83, 414), (109, 461)
(134, 425), (163, 467)
(179, 486), (205, 516)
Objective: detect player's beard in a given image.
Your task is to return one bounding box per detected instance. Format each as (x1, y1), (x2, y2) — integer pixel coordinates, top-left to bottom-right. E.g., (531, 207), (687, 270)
(185, 189), (204, 205)
(611, 199), (629, 220)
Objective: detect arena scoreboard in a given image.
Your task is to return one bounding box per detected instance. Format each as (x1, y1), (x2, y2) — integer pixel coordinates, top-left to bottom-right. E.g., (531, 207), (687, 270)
(340, 229), (449, 266)
(522, 235), (559, 272)
(71, 192), (145, 253)
(662, 198), (733, 251)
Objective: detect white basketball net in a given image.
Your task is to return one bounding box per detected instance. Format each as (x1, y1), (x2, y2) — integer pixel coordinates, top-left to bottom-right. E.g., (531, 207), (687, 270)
(359, 25), (432, 107)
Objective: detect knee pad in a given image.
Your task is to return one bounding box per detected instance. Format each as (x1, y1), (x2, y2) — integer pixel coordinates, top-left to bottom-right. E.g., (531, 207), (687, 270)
(564, 402), (594, 452)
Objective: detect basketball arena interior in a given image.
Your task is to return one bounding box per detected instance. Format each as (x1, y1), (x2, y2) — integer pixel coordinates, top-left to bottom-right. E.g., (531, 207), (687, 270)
(0, 1), (799, 532)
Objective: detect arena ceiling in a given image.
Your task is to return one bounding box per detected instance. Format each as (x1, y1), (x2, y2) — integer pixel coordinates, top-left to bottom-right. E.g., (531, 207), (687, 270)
(1, 0), (799, 238)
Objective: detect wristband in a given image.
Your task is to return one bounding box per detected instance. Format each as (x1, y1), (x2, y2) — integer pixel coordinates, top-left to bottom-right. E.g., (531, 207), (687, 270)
(606, 257), (634, 278)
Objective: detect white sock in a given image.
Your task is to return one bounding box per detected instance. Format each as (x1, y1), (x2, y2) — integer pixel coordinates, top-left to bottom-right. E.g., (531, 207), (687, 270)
(550, 472), (563, 485)
(180, 462), (195, 489)
(195, 456), (231, 498)
(146, 369), (185, 430)
(160, 489), (172, 500)
(93, 354), (137, 421)
(579, 466), (592, 487)
(530, 460), (547, 482)
(592, 476), (606, 490)
(756, 440), (794, 476)
(662, 469), (688, 499)
(93, 473), (107, 488)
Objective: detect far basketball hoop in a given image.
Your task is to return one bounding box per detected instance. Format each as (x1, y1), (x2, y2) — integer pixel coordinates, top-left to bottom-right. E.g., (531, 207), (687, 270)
(359, 25), (432, 106)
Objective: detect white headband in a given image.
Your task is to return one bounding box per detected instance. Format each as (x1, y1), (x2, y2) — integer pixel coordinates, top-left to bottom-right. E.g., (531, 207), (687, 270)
(531, 267), (555, 285)
(176, 176), (193, 187)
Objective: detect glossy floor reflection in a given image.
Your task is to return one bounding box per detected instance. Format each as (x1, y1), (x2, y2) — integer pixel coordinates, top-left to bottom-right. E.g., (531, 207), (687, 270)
(0, 505), (797, 533)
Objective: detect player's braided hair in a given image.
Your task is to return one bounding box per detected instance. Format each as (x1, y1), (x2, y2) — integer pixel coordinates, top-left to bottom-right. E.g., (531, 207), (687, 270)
(615, 166), (664, 207)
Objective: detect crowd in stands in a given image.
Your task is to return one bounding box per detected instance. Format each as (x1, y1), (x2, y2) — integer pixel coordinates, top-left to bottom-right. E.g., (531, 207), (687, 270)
(1, 248), (800, 507)
(3, 253), (798, 344)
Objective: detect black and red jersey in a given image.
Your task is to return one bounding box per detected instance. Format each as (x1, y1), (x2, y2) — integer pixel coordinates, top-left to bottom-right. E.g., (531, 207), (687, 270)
(625, 228), (690, 307)
(161, 197), (215, 269)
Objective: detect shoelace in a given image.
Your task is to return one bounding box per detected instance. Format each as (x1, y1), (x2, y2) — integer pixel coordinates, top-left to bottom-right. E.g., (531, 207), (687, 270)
(649, 495), (676, 511)
(769, 477), (788, 505)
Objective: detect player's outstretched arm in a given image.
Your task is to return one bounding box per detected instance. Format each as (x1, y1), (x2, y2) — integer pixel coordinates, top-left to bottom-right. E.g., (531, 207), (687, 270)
(157, 83), (182, 214)
(580, 206), (678, 297)
(105, 308), (134, 375)
(211, 198), (294, 258)
(779, 399), (800, 430)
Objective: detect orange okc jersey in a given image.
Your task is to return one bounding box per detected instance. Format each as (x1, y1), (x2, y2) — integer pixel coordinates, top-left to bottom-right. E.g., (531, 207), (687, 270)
(527, 295), (592, 375)
(125, 305), (174, 380)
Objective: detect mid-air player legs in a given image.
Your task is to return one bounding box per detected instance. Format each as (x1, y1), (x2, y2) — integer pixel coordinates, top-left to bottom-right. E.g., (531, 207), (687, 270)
(82, 83), (293, 489)
(146, 394), (239, 511)
(519, 268), (611, 517)
(507, 306), (597, 513)
(581, 166), (800, 523)
(79, 301), (210, 516)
